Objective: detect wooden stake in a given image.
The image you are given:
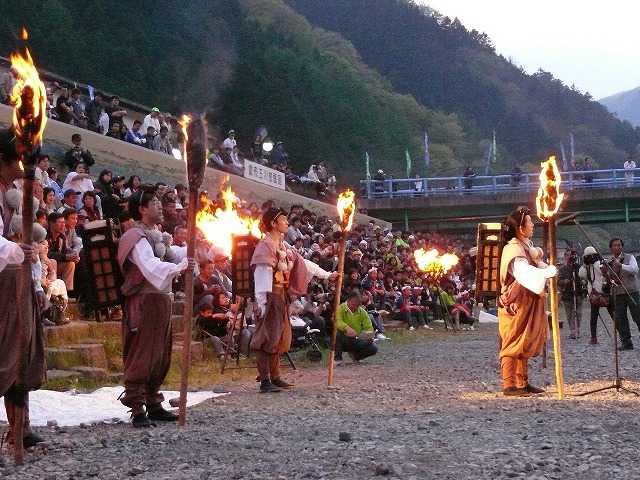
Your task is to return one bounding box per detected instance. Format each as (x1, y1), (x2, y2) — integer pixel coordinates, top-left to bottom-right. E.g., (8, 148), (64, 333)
(327, 234), (347, 386)
(547, 219), (565, 399)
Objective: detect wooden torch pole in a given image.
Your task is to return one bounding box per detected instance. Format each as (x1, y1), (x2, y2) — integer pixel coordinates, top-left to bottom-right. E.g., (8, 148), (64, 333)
(547, 219), (565, 399)
(178, 116), (207, 426)
(327, 233), (347, 386)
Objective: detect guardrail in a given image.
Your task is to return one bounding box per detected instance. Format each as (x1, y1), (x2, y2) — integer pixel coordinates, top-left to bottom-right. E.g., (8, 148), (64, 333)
(360, 168), (640, 199)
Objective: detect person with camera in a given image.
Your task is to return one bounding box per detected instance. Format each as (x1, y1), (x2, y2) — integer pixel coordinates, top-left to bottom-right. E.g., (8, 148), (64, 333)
(579, 246), (611, 345)
(605, 238), (640, 351)
(558, 249), (585, 339)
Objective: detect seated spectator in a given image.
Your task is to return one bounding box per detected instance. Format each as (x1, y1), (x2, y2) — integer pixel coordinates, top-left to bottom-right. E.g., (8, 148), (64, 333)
(69, 88), (87, 128)
(153, 126), (173, 155)
(63, 208), (82, 256)
(47, 212), (79, 293)
(143, 126), (156, 149)
(62, 162), (94, 209)
(335, 290), (378, 363)
(161, 192), (182, 234)
(286, 216), (305, 245)
(63, 134), (95, 170)
(85, 91), (104, 133)
(57, 189), (80, 213)
(222, 130), (236, 151)
(106, 121), (124, 140)
(142, 107), (162, 134)
(37, 239), (69, 326)
(394, 285), (428, 330)
(211, 253), (233, 294)
(46, 166), (64, 200)
(55, 88), (74, 124)
(105, 95), (127, 130)
(0, 66), (17, 104)
(78, 191), (102, 224)
(35, 209), (48, 228)
(35, 154), (50, 186)
(125, 120), (147, 146)
(208, 148), (224, 168)
(196, 292), (251, 360)
(194, 260), (223, 312)
(33, 179), (45, 211)
(123, 175), (142, 198)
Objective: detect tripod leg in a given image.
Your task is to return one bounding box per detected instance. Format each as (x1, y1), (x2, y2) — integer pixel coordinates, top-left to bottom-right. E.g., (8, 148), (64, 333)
(285, 352), (297, 370)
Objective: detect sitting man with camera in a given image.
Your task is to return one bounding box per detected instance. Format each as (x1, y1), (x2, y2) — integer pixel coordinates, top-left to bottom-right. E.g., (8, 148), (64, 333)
(558, 249), (586, 339)
(335, 289), (378, 363)
(604, 238), (640, 351)
(579, 246), (611, 345)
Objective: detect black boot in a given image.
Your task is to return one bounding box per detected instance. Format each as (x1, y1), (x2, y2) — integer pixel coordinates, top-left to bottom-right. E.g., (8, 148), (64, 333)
(131, 412), (151, 428)
(147, 406), (178, 422)
(502, 387), (531, 397)
(259, 379), (282, 393)
(525, 384), (545, 394)
(23, 431), (45, 448)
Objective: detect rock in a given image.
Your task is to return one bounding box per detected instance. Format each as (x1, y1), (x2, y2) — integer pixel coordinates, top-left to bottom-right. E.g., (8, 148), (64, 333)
(338, 432), (352, 442)
(46, 420), (58, 427)
(212, 384), (229, 394)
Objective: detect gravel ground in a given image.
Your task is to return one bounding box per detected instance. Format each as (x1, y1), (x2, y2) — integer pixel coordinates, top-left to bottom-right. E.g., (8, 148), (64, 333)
(2, 320), (640, 480)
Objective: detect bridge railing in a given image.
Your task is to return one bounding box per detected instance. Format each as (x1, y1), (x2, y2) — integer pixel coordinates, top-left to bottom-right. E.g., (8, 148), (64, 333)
(360, 168), (640, 199)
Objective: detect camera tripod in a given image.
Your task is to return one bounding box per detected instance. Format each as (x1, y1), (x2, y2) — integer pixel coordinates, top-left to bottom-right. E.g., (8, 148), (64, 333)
(565, 217), (640, 397)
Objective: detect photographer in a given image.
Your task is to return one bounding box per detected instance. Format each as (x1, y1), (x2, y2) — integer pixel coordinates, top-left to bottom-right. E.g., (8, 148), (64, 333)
(579, 247), (610, 345)
(605, 238), (640, 350)
(558, 249), (585, 339)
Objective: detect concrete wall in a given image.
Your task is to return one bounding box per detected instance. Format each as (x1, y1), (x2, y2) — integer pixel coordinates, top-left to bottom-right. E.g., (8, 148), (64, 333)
(0, 105), (389, 228)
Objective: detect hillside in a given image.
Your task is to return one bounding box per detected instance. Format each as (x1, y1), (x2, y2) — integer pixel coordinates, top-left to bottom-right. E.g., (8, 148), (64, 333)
(0, 0), (471, 181)
(600, 87), (640, 127)
(285, 0), (640, 171)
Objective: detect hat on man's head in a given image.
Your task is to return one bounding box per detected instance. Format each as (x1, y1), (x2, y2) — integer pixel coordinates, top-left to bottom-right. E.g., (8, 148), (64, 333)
(583, 246), (597, 257)
(64, 189), (80, 197)
(228, 129), (235, 135)
(214, 253), (228, 263)
(151, 107), (160, 112)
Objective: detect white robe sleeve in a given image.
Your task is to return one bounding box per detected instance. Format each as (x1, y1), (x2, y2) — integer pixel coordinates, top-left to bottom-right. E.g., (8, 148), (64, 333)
(0, 235), (25, 273)
(130, 239), (187, 291)
(254, 264), (273, 317)
(304, 259), (331, 280)
(621, 255), (639, 275)
(512, 257), (548, 295)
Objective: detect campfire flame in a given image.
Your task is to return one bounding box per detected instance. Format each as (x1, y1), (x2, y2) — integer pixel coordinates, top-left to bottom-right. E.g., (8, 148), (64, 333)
(195, 186), (262, 257)
(337, 189), (356, 232)
(536, 155), (564, 221)
(9, 28), (47, 164)
(413, 248), (459, 281)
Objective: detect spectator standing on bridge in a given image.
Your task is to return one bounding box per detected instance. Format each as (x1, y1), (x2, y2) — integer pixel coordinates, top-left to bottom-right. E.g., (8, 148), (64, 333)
(55, 88), (74, 124)
(583, 157), (594, 183)
(70, 88), (87, 129)
(463, 166), (475, 191)
(624, 157), (636, 187)
(125, 120), (146, 146)
(85, 91), (104, 133)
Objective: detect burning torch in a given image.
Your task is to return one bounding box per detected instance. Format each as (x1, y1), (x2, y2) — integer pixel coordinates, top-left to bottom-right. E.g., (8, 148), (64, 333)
(8, 28), (48, 465)
(177, 114), (207, 426)
(327, 189), (356, 386)
(536, 155), (565, 400)
(413, 248), (459, 329)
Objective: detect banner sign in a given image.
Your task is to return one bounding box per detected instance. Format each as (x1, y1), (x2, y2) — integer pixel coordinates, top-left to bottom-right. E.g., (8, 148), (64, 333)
(244, 160), (286, 190)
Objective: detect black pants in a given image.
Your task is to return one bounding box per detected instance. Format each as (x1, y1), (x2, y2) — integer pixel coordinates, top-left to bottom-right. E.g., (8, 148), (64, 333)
(589, 303), (614, 338)
(335, 332), (377, 361)
(395, 310), (426, 328)
(614, 292), (640, 346)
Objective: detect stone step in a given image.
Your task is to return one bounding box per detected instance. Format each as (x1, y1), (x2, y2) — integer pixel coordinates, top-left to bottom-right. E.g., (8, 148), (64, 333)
(46, 369), (81, 381)
(45, 321), (122, 347)
(73, 366), (109, 381)
(46, 366), (109, 382)
(46, 343), (108, 370)
(383, 320), (408, 330)
(172, 341), (204, 365)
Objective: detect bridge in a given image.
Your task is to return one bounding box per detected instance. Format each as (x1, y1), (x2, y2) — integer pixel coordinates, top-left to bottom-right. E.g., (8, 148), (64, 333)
(360, 169), (640, 231)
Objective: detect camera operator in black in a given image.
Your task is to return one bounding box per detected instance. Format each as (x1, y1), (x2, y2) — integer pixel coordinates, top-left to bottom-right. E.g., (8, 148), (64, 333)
(605, 238), (640, 350)
(579, 246), (612, 345)
(558, 248), (586, 339)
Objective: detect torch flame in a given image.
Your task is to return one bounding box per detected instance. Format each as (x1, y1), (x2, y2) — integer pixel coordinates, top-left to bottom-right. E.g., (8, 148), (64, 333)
(21, 27), (29, 40)
(196, 186), (262, 257)
(536, 155), (564, 221)
(9, 29), (47, 154)
(413, 248), (459, 281)
(178, 114), (191, 162)
(337, 189), (356, 232)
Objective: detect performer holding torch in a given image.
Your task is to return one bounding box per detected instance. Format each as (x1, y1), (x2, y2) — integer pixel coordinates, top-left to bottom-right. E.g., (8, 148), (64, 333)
(498, 206), (557, 397)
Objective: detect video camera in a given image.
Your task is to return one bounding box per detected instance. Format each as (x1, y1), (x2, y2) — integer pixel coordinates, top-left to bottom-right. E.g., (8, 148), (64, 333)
(583, 252), (603, 265)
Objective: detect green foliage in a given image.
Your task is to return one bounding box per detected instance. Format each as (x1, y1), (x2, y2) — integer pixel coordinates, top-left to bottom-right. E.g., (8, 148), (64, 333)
(0, 0), (469, 182)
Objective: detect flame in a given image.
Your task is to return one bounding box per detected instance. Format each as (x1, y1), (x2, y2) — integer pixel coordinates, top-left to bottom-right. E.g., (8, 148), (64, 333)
(9, 29), (47, 153)
(337, 189), (356, 232)
(413, 248), (459, 281)
(196, 186), (262, 257)
(21, 27), (28, 40)
(536, 155), (564, 221)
